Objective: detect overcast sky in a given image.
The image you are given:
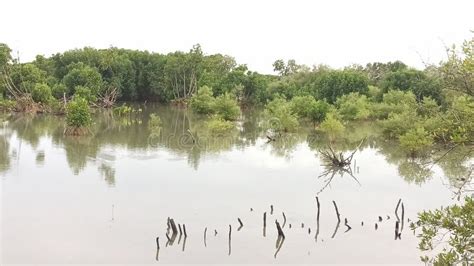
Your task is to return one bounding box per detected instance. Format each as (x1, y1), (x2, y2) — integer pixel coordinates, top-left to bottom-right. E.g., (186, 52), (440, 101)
(1, 0), (472, 73)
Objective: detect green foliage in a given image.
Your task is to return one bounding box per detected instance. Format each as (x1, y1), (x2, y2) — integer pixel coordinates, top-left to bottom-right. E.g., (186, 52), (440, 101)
(411, 197), (474, 265)
(66, 97), (92, 128)
(307, 100), (331, 124)
(380, 68), (442, 102)
(0, 43), (12, 69)
(434, 96), (474, 143)
(399, 127), (433, 155)
(213, 93), (241, 121)
(335, 92), (371, 120)
(9, 63), (46, 92)
(371, 90), (417, 119)
(290, 95), (330, 123)
(264, 97), (299, 132)
(63, 63), (102, 96)
(113, 103), (142, 116)
(190, 86), (240, 120)
(309, 70), (369, 103)
(206, 116), (235, 134)
(31, 83), (53, 103)
(440, 36), (474, 97)
(319, 112), (345, 140)
(380, 111), (418, 138)
(0, 99), (16, 112)
(51, 83), (67, 99)
(290, 95), (316, 118)
(190, 86), (215, 114)
(74, 86), (97, 103)
(367, 85), (383, 101)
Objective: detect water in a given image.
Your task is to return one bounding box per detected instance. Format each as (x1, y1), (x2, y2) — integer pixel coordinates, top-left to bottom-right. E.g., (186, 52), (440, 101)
(0, 104), (471, 264)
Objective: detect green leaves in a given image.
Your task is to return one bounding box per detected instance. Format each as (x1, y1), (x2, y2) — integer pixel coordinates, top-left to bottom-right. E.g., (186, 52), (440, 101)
(399, 127), (433, 155)
(411, 197), (474, 265)
(66, 97), (91, 128)
(63, 63), (103, 96)
(190, 86), (241, 121)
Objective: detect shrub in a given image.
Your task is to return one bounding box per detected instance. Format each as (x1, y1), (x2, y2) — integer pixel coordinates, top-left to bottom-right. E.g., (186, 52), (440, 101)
(336, 92), (371, 120)
(309, 69), (369, 103)
(371, 90), (417, 119)
(74, 86), (97, 103)
(399, 127), (433, 155)
(52, 83), (67, 99)
(66, 97), (92, 128)
(410, 197), (474, 265)
(380, 111), (418, 138)
(0, 99), (16, 112)
(214, 93), (241, 121)
(264, 97), (299, 132)
(207, 116), (235, 134)
(290, 95), (316, 118)
(307, 100), (330, 124)
(190, 86), (215, 114)
(319, 112), (345, 140)
(31, 83), (53, 104)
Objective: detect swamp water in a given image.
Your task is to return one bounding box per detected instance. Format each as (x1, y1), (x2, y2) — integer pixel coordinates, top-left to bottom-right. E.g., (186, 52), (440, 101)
(0, 104), (472, 264)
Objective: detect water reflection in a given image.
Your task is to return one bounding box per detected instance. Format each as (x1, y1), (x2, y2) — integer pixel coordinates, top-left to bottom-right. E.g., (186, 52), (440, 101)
(2, 104), (472, 200)
(0, 134), (10, 173)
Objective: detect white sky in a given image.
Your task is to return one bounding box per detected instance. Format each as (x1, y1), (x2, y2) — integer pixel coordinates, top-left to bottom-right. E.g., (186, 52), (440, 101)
(1, 0), (473, 74)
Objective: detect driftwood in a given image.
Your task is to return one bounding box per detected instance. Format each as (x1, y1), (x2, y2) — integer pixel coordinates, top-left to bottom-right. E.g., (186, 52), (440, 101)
(228, 225), (232, 256)
(315, 197), (321, 242)
(331, 200), (342, 238)
(155, 237), (160, 261)
(318, 138), (365, 167)
(237, 218), (244, 231)
(344, 218), (352, 232)
(276, 220), (285, 239)
(263, 212), (267, 237)
(282, 212), (287, 228)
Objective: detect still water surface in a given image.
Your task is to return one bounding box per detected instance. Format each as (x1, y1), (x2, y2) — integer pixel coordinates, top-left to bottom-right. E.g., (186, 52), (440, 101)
(1, 105), (471, 264)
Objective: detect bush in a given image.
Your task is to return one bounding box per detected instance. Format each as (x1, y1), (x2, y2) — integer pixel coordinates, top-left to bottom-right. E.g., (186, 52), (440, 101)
(371, 90), (417, 119)
(66, 97), (92, 128)
(31, 83), (53, 103)
(207, 116), (235, 134)
(380, 111), (418, 138)
(367, 85), (383, 101)
(309, 69), (369, 103)
(399, 127), (433, 155)
(0, 99), (15, 112)
(290, 95), (316, 118)
(190, 86), (215, 114)
(336, 92), (371, 120)
(410, 197), (474, 265)
(52, 83), (67, 99)
(214, 93), (241, 121)
(307, 100), (330, 124)
(74, 86), (97, 103)
(319, 112), (345, 140)
(380, 68), (442, 102)
(264, 97), (299, 132)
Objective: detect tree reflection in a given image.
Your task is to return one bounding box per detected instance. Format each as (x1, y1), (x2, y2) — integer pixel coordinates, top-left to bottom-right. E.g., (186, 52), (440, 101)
(397, 157), (433, 185)
(98, 163), (116, 187)
(0, 134), (10, 173)
(2, 105), (472, 191)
